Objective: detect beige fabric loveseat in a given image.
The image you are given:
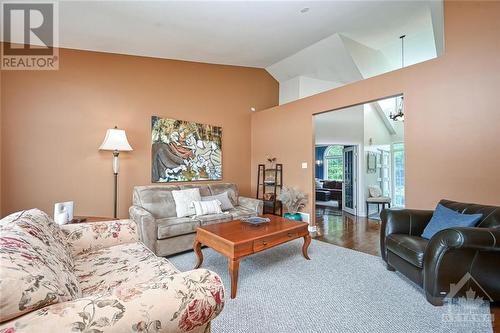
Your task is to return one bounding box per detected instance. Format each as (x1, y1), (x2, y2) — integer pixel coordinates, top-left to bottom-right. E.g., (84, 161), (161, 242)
(129, 183), (263, 257)
(0, 209), (224, 333)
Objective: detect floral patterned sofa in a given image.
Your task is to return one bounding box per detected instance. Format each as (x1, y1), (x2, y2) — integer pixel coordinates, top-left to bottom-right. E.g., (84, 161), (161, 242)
(0, 209), (224, 333)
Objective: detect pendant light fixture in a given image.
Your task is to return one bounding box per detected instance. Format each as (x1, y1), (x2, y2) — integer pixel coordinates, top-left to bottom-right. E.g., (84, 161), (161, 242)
(390, 35), (406, 121)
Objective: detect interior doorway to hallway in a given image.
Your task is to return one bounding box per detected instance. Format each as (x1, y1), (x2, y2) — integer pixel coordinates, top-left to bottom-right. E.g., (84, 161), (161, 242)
(313, 95), (405, 222)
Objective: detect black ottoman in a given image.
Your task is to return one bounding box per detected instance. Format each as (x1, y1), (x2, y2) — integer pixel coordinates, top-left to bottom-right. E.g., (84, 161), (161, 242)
(316, 189), (331, 201)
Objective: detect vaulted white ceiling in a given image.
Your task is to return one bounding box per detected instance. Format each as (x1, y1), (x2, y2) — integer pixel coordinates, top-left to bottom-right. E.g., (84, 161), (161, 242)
(7, 0), (442, 69)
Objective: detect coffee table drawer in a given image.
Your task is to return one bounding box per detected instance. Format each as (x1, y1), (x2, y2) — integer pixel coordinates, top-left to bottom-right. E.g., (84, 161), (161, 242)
(253, 231), (298, 251)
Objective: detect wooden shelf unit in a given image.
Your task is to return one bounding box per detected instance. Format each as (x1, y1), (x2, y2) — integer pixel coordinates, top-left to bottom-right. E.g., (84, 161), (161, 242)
(256, 164), (283, 216)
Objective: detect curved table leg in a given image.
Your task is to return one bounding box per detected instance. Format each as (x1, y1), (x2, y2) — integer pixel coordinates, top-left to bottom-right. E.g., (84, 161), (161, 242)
(302, 234), (311, 260)
(229, 258), (240, 299)
(193, 240), (203, 269)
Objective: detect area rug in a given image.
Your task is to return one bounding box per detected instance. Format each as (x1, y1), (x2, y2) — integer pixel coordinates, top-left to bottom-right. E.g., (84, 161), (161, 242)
(168, 239), (492, 333)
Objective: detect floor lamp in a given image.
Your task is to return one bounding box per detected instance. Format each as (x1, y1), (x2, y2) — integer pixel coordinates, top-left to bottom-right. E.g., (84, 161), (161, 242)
(99, 126), (133, 218)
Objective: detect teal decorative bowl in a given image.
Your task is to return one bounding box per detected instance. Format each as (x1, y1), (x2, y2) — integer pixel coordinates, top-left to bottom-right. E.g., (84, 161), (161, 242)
(283, 212), (302, 221)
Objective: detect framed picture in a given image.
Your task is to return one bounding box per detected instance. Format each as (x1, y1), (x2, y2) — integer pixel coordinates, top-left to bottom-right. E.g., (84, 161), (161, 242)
(151, 116), (222, 182)
(367, 151), (377, 173)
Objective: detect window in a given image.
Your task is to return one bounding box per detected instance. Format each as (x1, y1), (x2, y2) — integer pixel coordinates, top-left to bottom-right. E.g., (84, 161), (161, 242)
(324, 145), (343, 181)
(392, 143), (405, 207)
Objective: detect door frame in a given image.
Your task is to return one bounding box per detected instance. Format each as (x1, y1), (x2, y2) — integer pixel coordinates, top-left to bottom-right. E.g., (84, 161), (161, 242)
(311, 93), (405, 225)
(314, 142), (360, 216)
(342, 145), (358, 215)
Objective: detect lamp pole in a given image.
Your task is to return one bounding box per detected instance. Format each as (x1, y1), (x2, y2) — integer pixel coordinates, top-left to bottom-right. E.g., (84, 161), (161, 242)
(99, 127), (133, 219)
(113, 150), (119, 219)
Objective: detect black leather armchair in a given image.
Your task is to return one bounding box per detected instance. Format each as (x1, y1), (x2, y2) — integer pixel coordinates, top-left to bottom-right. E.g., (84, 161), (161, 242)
(380, 199), (500, 306)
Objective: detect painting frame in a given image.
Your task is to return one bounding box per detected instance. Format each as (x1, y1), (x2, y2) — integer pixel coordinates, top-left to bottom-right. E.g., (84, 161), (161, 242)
(151, 116), (223, 183)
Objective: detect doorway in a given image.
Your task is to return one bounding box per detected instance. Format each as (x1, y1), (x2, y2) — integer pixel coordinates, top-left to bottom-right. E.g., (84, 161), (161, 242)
(313, 95), (405, 254)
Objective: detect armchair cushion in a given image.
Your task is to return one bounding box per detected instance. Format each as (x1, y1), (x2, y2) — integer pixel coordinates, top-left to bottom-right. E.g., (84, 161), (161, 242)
(157, 217), (200, 240)
(74, 242), (179, 296)
(380, 208), (434, 262)
(386, 234), (428, 268)
(421, 204), (482, 239)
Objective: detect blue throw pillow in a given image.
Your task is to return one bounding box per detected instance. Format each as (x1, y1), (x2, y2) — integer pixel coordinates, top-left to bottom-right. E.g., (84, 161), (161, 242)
(421, 204), (483, 239)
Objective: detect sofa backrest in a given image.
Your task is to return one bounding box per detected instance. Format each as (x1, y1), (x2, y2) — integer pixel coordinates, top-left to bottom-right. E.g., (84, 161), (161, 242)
(439, 199), (500, 228)
(207, 183), (239, 206)
(323, 180), (342, 190)
(133, 183), (239, 219)
(0, 209), (81, 323)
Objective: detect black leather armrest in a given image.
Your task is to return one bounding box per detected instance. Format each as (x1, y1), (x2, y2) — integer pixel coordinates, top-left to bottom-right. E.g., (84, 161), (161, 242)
(380, 208), (434, 261)
(423, 227), (500, 304)
(425, 227), (500, 255)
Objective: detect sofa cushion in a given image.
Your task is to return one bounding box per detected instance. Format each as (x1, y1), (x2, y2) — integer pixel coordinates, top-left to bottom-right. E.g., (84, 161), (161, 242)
(179, 184), (211, 196)
(228, 206), (256, 219)
(386, 234), (428, 268)
(157, 217), (201, 240)
(74, 242), (179, 296)
(0, 209), (81, 322)
(196, 213), (232, 226)
(132, 185), (180, 218)
(208, 183), (239, 206)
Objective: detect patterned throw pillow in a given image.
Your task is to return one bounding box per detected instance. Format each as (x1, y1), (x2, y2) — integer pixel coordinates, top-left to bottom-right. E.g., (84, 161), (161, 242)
(202, 191), (234, 211)
(172, 188), (202, 217)
(0, 209), (81, 323)
(192, 200), (223, 216)
(368, 185), (382, 198)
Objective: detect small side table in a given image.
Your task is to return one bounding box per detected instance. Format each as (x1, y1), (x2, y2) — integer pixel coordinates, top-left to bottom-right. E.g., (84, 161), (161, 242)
(71, 216), (118, 223)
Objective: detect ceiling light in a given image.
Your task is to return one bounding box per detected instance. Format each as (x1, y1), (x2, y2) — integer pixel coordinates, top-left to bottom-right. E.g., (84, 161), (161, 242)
(250, 107), (256, 112)
(300, 7), (309, 13)
(390, 35), (406, 122)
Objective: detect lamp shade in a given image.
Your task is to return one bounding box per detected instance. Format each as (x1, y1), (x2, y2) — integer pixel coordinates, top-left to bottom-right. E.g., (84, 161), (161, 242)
(99, 128), (133, 151)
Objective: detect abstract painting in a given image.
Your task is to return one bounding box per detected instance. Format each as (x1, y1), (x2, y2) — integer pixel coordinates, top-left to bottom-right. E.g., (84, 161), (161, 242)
(151, 116), (222, 182)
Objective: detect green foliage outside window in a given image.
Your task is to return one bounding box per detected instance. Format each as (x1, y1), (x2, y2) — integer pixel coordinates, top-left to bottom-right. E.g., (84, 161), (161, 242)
(324, 145), (343, 181)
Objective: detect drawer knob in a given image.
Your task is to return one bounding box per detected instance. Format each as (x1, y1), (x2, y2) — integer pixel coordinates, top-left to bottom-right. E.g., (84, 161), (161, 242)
(287, 232), (292, 237)
(262, 241), (268, 246)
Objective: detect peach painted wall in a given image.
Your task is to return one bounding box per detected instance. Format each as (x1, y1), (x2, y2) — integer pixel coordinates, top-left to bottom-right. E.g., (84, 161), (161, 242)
(1, 48), (278, 218)
(251, 1), (500, 221)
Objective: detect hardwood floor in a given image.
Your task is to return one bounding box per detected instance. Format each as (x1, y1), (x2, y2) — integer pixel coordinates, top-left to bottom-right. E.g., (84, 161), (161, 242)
(314, 207), (381, 256)
(313, 206), (498, 332)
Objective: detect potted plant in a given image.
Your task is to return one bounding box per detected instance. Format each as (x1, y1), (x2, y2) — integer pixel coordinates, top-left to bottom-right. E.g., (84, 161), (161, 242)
(278, 186), (308, 221)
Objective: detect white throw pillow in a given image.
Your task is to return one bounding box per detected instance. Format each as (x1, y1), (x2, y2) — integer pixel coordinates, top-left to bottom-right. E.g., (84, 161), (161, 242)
(172, 188), (201, 217)
(192, 200), (223, 217)
(201, 191), (234, 211)
(368, 185), (382, 198)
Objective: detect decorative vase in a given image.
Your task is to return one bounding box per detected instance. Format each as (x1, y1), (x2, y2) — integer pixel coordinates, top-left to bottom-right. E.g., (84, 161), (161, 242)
(284, 212), (302, 221)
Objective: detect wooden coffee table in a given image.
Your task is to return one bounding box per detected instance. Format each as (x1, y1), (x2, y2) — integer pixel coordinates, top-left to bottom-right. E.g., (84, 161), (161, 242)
(193, 214), (311, 299)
